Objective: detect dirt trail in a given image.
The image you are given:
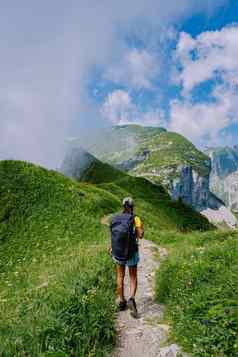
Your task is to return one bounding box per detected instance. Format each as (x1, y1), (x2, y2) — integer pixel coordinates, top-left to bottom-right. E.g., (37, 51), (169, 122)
(112, 239), (188, 357)
(101, 215), (188, 356)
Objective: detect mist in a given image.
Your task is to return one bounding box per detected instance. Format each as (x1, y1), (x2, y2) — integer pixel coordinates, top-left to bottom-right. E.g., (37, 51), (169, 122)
(0, 0), (226, 169)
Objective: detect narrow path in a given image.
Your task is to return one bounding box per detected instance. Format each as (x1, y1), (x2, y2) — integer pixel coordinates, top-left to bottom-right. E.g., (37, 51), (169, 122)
(101, 215), (188, 356)
(112, 239), (188, 357)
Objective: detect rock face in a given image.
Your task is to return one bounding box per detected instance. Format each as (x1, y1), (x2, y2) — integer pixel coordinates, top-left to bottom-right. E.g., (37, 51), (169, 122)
(206, 146), (238, 211)
(224, 172), (238, 211)
(171, 165), (222, 211)
(153, 164), (237, 228)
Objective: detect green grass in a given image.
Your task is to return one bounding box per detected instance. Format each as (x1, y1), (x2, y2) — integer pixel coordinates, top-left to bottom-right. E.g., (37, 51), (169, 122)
(155, 230), (238, 356)
(101, 176), (212, 233)
(73, 125), (166, 165)
(132, 131), (210, 181)
(79, 125), (211, 182)
(80, 159), (127, 184)
(80, 161), (212, 233)
(0, 160), (120, 356)
(0, 159), (212, 356)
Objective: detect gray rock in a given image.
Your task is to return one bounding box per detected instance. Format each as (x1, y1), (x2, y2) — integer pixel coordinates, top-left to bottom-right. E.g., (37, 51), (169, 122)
(170, 165), (223, 211)
(206, 146), (238, 210)
(168, 164), (237, 228)
(158, 344), (189, 357)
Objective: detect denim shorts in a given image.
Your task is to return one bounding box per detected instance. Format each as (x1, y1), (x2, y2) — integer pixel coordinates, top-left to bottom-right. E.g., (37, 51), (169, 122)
(113, 251), (140, 267)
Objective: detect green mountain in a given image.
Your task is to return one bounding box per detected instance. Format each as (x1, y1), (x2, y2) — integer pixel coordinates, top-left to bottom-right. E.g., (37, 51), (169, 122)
(78, 125), (166, 165)
(61, 148), (211, 232)
(71, 125), (237, 227)
(206, 146), (238, 211)
(0, 159), (211, 356)
(61, 146), (127, 184)
(76, 125), (209, 179)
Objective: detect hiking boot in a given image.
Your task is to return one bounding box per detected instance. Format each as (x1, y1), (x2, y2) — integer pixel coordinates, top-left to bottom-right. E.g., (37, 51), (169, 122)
(118, 299), (127, 311)
(127, 297), (138, 318)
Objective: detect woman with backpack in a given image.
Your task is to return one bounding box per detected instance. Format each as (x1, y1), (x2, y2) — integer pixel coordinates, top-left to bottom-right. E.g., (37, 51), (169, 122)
(110, 197), (144, 318)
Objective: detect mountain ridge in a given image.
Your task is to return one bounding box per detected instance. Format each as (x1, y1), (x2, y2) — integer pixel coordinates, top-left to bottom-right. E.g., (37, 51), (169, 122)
(69, 125), (237, 228)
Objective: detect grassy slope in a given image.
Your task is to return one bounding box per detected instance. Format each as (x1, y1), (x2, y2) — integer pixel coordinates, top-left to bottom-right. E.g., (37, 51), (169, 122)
(154, 230), (238, 356)
(1, 157), (236, 357)
(80, 159), (127, 184)
(76, 124), (166, 165)
(0, 160), (121, 356)
(81, 125), (210, 181)
(81, 160), (212, 233)
(0, 159), (211, 356)
(132, 131), (210, 181)
(78, 158), (238, 357)
(83, 158), (238, 356)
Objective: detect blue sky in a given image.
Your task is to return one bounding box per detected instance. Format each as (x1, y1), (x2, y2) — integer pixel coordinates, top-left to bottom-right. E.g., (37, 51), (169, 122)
(89, 0), (238, 148)
(0, 0), (237, 167)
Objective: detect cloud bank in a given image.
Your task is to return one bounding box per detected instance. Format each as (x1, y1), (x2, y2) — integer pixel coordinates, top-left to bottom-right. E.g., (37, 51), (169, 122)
(101, 90), (165, 126)
(104, 49), (159, 90)
(170, 24), (238, 145)
(0, 0), (226, 167)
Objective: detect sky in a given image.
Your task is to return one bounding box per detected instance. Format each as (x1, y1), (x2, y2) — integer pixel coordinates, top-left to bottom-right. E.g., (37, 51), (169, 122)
(0, 0), (238, 168)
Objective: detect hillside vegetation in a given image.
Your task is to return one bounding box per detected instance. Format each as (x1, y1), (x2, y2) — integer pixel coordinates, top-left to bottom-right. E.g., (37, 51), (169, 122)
(155, 230), (238, 356)
(0, 159), (211, 356)
(131, 131), (210, 181)
(80, 158), (212, 232)
(77, 125), (211, 181)
(0, 160), (120, 356)
(79, 157), (238, 356)
(72, 124), (166, 165)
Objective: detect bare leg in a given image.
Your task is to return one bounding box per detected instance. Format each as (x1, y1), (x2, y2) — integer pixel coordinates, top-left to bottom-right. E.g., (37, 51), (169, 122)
(128, 266), (137, 299)
(116, 264), (126, 301)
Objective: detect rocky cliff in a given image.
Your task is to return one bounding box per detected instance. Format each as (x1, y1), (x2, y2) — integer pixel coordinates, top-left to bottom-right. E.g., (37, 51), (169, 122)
(206, 146), (238, 211)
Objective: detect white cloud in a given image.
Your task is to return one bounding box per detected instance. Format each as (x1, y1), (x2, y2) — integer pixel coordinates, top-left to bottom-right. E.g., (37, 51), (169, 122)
(169, 79), (238, 145)
(170, 100), (227, 144)
(0, 0), (226, 167)
(169, 25), (238, 144)
(101, 90), (132, 124)
(169, 82), (238, 144)
(105, 49), (159, 90)
(174, 25), (238, 92)
(101, 90), (165, 126)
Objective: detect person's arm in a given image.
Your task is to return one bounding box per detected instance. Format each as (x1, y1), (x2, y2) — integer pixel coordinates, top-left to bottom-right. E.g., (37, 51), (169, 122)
(137, 224), (144, 239)
(134, 216), (144, 240)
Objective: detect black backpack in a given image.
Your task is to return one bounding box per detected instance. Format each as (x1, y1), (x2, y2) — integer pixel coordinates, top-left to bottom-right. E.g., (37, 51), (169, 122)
(110, 213), (138, 262)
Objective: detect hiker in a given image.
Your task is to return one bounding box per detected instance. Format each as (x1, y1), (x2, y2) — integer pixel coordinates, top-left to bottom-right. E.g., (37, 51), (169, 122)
(110, 197), (144, 318)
